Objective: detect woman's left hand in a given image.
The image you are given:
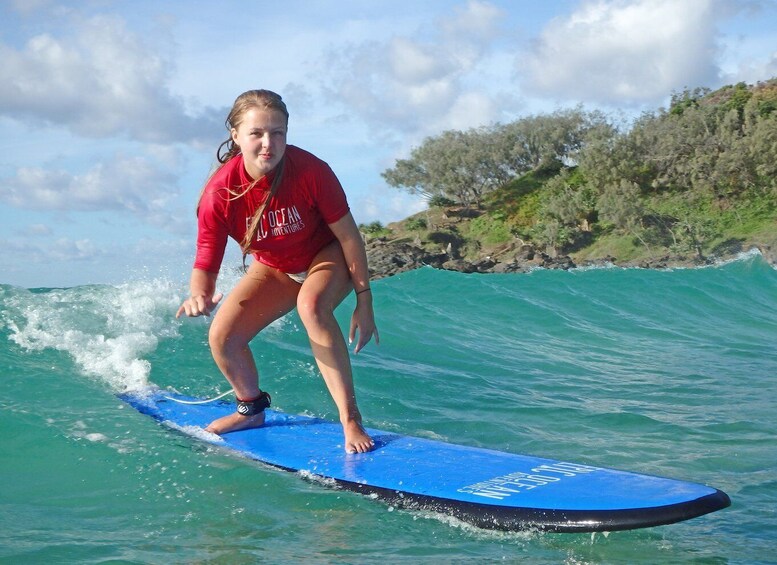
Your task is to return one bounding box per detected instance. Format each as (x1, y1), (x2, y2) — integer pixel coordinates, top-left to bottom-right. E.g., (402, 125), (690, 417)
(328, 212), (380, 353)
(349, 298), (379, 354)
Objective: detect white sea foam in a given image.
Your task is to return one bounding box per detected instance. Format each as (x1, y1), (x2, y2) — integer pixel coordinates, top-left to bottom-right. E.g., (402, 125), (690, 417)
(5, 278), (182, 392)
(715, 246), (763, 266)
(567, 246), (767, 274)
(164, 421), (224, 443)
(297, 470), (338, 488)
(3, 268), (298, 398)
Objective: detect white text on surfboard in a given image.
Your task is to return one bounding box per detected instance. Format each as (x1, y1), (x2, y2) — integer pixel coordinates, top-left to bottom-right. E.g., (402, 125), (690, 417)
(457, 462), (599, 500)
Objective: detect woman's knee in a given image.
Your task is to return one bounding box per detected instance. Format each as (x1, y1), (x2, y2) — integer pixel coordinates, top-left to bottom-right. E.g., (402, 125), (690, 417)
(296, 289), (335, 329)
(208, 318), (245, 358)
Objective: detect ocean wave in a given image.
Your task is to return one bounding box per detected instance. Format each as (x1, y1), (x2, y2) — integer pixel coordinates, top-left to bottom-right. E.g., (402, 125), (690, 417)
(2, 278), (182, 392)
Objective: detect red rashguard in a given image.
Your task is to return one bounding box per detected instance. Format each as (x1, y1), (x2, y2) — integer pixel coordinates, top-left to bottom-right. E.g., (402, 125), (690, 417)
(194, 145), (350, 274)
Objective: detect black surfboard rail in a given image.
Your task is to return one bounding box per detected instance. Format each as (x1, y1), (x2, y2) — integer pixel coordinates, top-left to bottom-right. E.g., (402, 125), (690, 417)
(322, 477), (730, 533)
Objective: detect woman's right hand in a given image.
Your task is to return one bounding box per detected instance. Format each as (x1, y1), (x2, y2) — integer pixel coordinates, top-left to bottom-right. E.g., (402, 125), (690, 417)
(177, 269), (222, 318)
(176, 292), (223, 318)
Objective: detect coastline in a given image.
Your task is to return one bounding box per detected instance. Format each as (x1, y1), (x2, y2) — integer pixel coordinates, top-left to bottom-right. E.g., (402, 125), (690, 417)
(365, 236), (777, 280)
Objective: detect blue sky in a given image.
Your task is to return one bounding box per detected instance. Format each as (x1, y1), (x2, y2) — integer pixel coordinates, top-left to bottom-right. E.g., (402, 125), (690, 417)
(1, 0), (775, 288)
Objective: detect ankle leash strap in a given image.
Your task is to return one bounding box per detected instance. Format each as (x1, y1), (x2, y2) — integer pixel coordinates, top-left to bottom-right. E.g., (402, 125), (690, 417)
(236, 391), (271, 416)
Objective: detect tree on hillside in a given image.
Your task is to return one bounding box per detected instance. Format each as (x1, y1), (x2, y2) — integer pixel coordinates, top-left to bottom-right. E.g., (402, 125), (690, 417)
(584, 80), (777, 204)
(381, 126), (513, 208)
(532, 169), (597, 253)
(596, 179), (651, 249)
(737, 81), (777, 196)
(382, 108), (610, 207)
(497, 108), (610, 174)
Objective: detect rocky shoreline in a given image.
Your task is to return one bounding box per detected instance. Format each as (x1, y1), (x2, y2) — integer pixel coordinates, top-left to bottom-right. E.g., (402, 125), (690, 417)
(365, 237), (776, 280)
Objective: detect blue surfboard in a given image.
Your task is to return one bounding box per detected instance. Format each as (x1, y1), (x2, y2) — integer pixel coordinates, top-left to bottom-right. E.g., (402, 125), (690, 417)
(120, 389), (730, 533)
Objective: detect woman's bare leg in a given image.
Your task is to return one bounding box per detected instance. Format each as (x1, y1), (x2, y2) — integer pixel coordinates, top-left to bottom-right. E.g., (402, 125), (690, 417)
(297, 242), (374, 453)
(205, 261), (299, 434)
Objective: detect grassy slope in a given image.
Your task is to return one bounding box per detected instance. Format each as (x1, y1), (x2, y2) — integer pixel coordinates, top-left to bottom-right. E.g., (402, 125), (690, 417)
(380, 173), (777, 267)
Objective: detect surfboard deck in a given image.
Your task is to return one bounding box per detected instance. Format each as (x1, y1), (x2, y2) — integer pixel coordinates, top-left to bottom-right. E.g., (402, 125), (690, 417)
(120, 389), (730, 533)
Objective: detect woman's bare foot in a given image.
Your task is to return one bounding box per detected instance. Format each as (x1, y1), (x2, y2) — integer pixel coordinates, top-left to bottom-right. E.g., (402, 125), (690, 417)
(205, 411), (266, 435)
(343, 419), (374, 454)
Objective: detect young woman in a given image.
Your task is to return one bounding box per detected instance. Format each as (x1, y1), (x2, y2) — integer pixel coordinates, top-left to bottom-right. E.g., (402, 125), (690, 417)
(176, 90), (378, 454)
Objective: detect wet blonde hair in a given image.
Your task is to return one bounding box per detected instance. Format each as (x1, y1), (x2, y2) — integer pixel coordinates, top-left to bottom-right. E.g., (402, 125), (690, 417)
(205, 90), (290, 260)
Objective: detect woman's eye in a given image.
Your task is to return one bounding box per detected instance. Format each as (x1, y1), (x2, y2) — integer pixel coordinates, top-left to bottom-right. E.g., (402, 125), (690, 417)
(247, 130), (284, 138)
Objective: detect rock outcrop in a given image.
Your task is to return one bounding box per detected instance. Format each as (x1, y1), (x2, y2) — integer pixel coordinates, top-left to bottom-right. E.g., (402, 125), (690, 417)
(365, 237), (773, 280)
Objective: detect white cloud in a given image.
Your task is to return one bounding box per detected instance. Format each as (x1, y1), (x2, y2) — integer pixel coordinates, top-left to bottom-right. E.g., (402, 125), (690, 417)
(23, 224), (53, 236)
(727, 50), (777, 84)
(6, 0), (56, 16)
(520, 0), (723, 106)
(324, 0), (507, 139)
(0, 153), (186, 231)
(446, 91), (500, 131)
(355, 189), (427, 226)
(718, 0), (777, 85)
(442, 0), (504, 42)
(0, 13), (221, 144)
(49, 238), (104, 262)
(1, 236), (106, 263)
(389, 37), (455, 84)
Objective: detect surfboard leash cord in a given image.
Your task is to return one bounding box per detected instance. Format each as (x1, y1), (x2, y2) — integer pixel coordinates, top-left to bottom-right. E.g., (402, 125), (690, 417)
(162, 388), (235, 405)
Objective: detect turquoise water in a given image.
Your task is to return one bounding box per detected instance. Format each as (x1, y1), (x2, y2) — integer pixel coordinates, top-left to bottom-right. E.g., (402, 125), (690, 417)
(1, 253), (776, 564)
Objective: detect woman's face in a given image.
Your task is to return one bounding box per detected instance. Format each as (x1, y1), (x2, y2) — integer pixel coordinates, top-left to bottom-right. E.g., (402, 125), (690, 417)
(231, 107), (288, 180)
